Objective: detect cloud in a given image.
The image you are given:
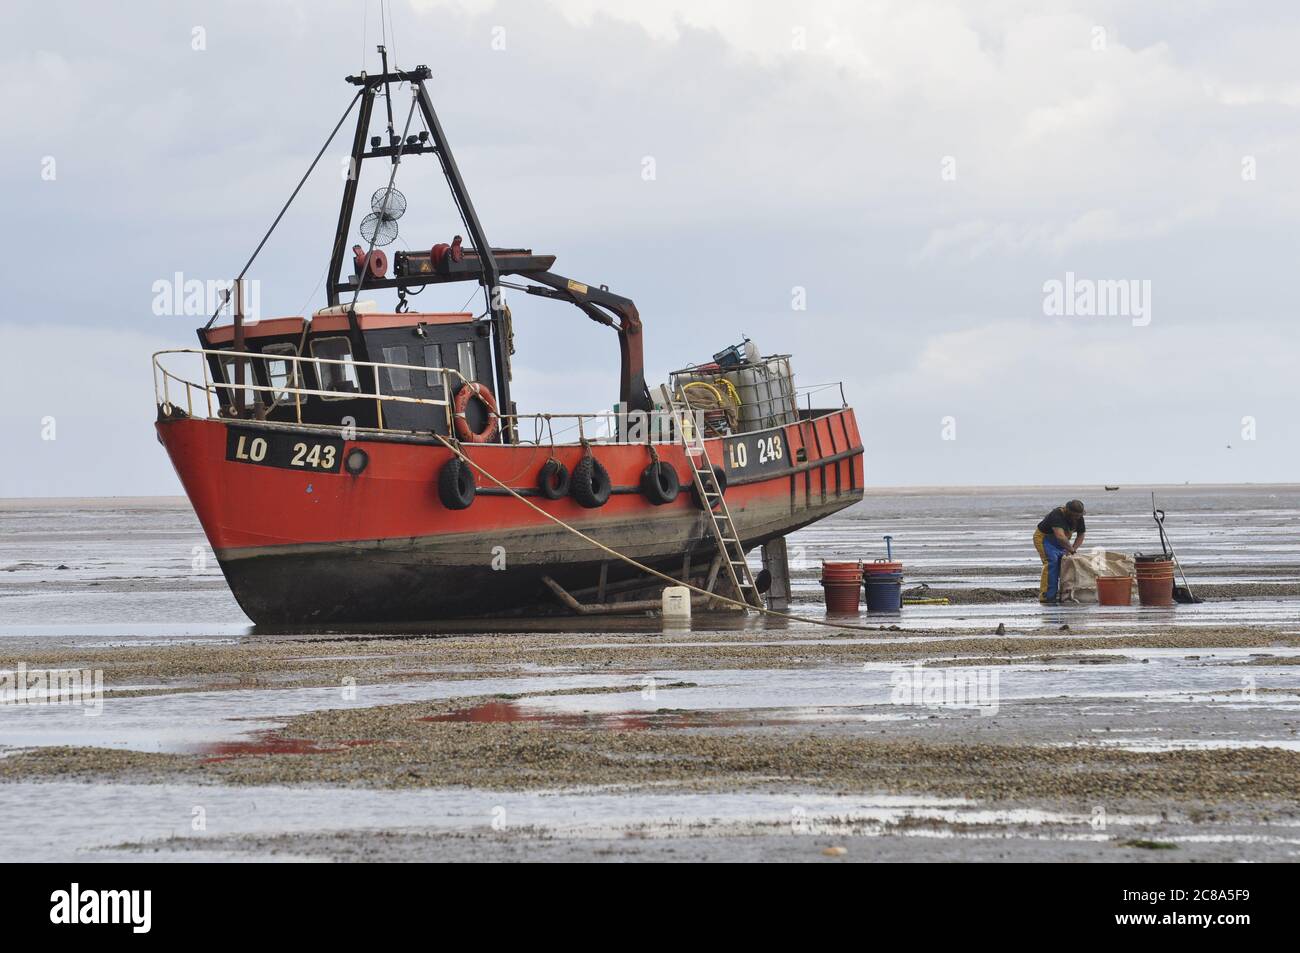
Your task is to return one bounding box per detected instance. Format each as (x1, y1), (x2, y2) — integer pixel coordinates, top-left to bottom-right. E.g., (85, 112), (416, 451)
(914, 203), (1222, 261)
(2, 0), (1298, 494)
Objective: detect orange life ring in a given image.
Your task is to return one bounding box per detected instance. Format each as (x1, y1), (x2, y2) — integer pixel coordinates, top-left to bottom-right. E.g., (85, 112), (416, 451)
(453, 382), (499, 443)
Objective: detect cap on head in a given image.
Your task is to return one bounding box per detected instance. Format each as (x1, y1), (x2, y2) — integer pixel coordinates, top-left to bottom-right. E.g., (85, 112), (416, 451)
(1066, 499), (1086, 515)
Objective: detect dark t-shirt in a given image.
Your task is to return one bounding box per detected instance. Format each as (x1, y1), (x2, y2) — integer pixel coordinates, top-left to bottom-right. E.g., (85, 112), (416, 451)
(1037, 507), (1085, 537)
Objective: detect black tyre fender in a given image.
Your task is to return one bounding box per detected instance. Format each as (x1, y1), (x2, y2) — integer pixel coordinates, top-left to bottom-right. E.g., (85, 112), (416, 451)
(639, 461), (680, 505)
(537, 459), (570, 500)
(570, 455), (612, 508)
(437, 457), (476, 510)
(691, 465), (728, 509)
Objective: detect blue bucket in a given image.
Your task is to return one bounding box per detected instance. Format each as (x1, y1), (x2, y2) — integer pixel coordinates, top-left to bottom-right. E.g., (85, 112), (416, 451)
(864, 571), (903, 612)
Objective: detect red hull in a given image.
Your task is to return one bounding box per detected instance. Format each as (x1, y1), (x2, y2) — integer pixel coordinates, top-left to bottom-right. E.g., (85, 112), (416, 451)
(158, 410), (864, 623)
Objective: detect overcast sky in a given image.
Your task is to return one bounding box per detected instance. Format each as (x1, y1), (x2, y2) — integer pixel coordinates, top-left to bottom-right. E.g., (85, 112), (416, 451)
(2, 0), (1297, 496)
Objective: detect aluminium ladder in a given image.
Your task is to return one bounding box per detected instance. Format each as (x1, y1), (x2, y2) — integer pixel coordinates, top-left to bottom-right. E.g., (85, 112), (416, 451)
(668, 392), (763, 610)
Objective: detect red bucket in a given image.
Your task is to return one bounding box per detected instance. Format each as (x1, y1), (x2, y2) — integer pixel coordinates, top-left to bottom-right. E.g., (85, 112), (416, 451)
(864, 561), (902, 575)
(822, 581), (861, 613)
(1096, 575), (1133, 606)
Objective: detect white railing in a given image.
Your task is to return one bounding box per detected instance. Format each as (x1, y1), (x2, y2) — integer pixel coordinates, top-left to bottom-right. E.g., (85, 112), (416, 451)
(151, 348), (641, 446)
(795, 380), (849, 408)
(153, 347), (464, 432)
(152, 349), (846, 445)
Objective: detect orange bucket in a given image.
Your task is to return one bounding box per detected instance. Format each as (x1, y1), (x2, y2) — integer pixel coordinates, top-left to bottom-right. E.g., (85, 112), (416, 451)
(1096, 575), (1133, 606)
(821, 561), (863, 581)
(864, 560), (903, 575)
(1135, 557), (1175, 607)
(821, 561), (862, 613)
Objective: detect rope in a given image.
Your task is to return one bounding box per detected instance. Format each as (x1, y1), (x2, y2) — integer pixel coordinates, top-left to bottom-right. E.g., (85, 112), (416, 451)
(205, 88), (365, 329)
(431, 434), (896, 634)
(295, 263), (330, 318)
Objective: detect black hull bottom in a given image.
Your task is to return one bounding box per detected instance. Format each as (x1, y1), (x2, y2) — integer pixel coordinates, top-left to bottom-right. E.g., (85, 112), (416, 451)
(217, 494), (859, 624)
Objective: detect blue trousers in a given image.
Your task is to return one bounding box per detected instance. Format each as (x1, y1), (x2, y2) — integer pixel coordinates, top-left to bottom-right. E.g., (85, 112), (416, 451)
(1036, 532), (1069, 600)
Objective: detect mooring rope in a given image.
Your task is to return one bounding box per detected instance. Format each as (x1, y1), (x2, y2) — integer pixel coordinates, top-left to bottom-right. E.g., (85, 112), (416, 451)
(431, 433), (896, 635)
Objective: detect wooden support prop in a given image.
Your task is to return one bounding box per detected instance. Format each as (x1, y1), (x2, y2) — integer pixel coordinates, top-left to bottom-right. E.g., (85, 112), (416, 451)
(703, 553), (724, 610)
(761, 537), (792, 611)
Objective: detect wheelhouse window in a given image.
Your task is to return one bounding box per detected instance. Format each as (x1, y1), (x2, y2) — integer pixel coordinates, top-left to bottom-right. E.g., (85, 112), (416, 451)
(311, 336), (359, 397)
(423, 343), (444, 391)
(456, 341), (477, 383)
(381, 345), (411, 393)
(262, 343), (300, 405)
(219, 354), (256, 409)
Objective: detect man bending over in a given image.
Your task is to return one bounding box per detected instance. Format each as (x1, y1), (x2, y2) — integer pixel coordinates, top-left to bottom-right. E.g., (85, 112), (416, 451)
(1034, 499), (1086, 604)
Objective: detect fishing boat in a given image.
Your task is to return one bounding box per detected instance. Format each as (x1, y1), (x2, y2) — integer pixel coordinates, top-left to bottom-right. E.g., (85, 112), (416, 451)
(153, 52), (864, 624)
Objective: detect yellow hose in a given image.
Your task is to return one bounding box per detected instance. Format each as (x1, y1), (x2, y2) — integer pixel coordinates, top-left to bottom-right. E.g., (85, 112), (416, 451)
(682, 381), (724, 406)
(682, 379), (741, 408)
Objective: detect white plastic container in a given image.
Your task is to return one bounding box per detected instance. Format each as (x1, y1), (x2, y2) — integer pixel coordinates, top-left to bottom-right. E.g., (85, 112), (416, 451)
(661, 585), (692, 620)
(725, 355), (798, 431)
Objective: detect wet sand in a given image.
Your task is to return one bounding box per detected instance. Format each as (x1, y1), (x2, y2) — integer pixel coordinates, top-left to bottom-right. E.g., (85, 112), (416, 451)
(4, 623), (1299, 861)
(2, 489), (1299, 861)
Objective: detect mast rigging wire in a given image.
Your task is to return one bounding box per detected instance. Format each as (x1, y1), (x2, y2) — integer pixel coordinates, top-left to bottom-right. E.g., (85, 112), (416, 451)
(409, 102), (498, 328)
(385, 0), (399, 70)
(205, 88), (365, 329)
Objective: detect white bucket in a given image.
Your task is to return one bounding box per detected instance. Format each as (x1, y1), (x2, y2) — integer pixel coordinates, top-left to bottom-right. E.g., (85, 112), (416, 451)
(661, 585), (691, 620)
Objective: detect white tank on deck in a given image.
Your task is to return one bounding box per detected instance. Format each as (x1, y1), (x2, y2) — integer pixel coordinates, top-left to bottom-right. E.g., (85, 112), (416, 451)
(725, 355), (798, 431)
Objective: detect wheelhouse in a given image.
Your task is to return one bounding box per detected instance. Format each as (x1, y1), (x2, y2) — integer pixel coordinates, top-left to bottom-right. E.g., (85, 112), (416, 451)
(199, 306), (495, 435)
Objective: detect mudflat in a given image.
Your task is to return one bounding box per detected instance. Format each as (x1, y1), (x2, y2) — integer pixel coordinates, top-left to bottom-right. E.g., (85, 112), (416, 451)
(2, 488), (1298, 861)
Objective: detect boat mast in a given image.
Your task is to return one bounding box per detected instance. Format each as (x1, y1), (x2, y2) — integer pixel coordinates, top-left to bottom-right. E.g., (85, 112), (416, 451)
(325, 80), (377, 307)
(413, 81), (513, 443)
(328, 58), (515, 442)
